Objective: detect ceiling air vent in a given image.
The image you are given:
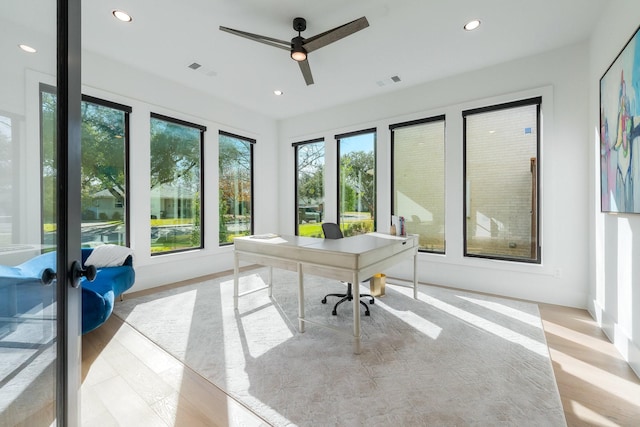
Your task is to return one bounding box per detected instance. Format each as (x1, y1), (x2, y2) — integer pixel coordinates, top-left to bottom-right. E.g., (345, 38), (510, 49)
(187, 62), (217, 77)
(376, 75), (402, 87)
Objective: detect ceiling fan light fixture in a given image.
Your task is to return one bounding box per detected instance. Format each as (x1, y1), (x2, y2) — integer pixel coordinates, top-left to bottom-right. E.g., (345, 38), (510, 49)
(290, 36), (307, 62)
(291, 49), (307, 62)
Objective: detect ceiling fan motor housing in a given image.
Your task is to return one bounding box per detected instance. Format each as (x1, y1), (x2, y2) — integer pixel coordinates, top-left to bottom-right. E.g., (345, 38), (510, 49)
(293, 17), (306, 32)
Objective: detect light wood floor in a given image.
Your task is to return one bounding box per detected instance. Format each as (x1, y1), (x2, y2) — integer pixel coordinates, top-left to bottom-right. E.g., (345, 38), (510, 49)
(81, 285), (640, 426)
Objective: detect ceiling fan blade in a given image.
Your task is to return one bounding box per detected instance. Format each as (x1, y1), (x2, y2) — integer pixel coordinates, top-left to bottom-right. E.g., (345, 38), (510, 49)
(302, 17), (369, 53)
(219, 26), (290, 50)
(298, 59), (314, 85)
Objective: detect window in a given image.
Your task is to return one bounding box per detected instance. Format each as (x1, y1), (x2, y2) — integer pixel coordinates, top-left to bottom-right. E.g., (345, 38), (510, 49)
(337, 129), (376, 236)
(150, 113), (204, 254)
(294, 138), (324, 237)
(0, 113), (15, 245)
(40, 86), (131, 247)
(391, 116), (446, 253)
(219, 131), (254, 245)
(463, 97), (541, 263)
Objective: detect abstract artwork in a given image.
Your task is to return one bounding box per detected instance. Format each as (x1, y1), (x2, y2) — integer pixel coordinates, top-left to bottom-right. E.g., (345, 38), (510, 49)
(600, 25), (640, 213)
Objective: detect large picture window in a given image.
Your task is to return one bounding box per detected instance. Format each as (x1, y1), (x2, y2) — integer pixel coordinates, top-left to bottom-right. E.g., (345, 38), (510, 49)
(294, 138), (325, 237)
(463, 97), (541, 263)
(41, 86), (131, 248)
(337, 129), (376, 236)
(150, 113), (204, 254)
(219, 131), (254, 245)
(391, 116), (445, 253)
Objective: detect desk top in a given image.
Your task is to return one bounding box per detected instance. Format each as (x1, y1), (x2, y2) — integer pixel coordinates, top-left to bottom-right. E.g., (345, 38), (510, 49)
(234, 232), (417, 270)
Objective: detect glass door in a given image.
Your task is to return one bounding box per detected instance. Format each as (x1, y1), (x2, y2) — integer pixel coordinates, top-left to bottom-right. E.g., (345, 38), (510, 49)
(0, 1), (82, 425)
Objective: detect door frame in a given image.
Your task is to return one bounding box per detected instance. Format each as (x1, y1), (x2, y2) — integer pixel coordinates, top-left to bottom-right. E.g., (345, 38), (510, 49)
(56, 0), (82, 425)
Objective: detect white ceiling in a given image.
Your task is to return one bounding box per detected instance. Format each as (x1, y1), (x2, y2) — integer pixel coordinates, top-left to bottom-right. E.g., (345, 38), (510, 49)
(80, 0), (609, 120)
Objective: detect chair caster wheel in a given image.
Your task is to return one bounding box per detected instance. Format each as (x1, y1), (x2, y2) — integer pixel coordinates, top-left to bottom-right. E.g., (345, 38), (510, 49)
(321, 298), (327, 304)
(365, 311), (370, 316)
(370, 299), (375, 304)
(332, 310), (337, 315)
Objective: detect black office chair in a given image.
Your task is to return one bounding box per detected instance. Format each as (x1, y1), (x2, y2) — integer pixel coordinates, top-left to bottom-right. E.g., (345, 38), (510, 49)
(320, 222), (374, 316)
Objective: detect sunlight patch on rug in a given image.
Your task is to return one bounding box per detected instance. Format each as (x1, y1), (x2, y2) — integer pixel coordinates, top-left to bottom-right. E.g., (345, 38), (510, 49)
(420, 292), (550, 357)
(374, 298), (442, 340)
(221, 274), (295, 359)
(457, 295), (543, 327)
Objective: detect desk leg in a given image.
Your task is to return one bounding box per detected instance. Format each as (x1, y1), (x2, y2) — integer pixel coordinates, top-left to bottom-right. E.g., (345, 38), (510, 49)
(413, 252), (418, 300)
(233, 251), (239, 310)
(353, 271), (361, 354)
(268, 266), (273, 298)
(297, 263), (305, 333)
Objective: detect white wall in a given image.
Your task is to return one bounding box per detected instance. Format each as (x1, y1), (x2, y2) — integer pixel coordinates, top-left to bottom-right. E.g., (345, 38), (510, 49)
(279, 42), (591, 308)
(82, 51), (279, 291)
(588, 0), (640, 378)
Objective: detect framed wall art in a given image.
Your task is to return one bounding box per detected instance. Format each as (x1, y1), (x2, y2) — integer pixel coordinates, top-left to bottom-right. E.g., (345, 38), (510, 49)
(600, 25), (640, 214)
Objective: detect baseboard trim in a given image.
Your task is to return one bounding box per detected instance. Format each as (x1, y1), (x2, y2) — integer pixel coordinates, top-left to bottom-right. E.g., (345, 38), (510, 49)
(588, 299), (640, 380)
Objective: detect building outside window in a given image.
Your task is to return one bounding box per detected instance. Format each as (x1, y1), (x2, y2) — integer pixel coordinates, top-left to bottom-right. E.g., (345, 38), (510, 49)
(150, 113), (204, 254)
(41, 87), (131, 248)
(294, 138), (324, 237)
(337, 129), (376, 236)
(463, 97), (541, 263)
(219, 131), (254, 245)
(391, 115), (445, 252)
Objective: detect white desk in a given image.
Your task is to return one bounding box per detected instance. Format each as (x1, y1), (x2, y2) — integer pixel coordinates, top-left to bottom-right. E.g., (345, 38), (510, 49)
(233, 232), (419, 354)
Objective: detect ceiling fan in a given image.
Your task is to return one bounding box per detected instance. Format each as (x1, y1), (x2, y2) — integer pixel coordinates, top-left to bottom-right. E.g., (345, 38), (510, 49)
(219, 16), (369, 86)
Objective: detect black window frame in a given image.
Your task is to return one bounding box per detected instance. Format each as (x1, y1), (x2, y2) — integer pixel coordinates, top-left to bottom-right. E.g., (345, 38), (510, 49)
(390, 114), (446, 253)
(293, 138), (324, 236)
(462, 96), (542, 264)
(150, 112), (206, 256)
(336, 127), (377, 233)
(218, 129), (255, 246)
(39, 84), (133, 247)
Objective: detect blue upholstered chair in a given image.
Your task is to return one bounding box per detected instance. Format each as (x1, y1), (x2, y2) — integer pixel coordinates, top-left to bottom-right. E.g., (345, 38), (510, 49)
(0, 247), (135, 334)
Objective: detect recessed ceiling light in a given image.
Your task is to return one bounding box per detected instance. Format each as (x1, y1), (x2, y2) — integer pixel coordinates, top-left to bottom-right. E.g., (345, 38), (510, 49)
(18, 44), (37, 53)
(112, 10), (133, 22)
(464, 19), (481, 31)
(274, 90), (284, 96)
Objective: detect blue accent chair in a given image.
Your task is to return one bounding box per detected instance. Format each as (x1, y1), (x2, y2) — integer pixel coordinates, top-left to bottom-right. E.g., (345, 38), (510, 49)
(0, 248), (135, 334)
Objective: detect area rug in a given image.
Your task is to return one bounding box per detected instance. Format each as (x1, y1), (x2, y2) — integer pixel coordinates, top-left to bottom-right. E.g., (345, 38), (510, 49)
(113, 268), (566, 426)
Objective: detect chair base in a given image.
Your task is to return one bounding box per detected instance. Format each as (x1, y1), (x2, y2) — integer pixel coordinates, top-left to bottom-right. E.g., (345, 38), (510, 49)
(321, 283), (374, 316)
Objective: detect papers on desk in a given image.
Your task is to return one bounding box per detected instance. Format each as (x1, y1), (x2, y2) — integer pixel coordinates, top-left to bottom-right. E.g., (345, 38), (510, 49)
(250, 233), (279, 239)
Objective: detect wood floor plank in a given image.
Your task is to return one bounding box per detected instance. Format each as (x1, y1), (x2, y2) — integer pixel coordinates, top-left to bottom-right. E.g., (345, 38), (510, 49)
(539, 303), (640, 426)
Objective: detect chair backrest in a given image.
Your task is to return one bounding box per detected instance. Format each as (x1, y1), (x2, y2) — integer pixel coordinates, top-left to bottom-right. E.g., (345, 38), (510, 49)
(322, 222), (344, 240)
